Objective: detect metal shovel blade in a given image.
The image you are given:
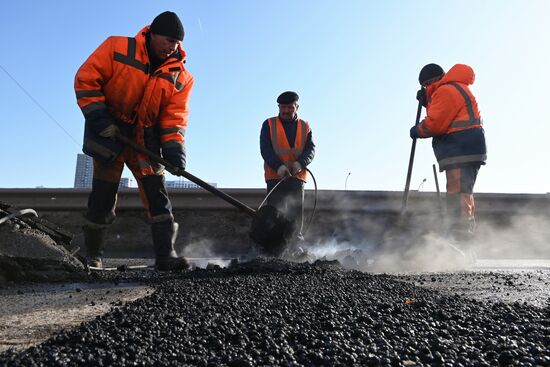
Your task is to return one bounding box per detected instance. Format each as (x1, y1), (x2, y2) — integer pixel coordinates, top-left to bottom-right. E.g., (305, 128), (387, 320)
(249, 205), (293, 256)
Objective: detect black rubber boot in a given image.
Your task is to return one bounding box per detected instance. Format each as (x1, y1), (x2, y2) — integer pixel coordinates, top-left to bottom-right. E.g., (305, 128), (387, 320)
(152, 221), (189, 271)
(83, 225), (107, 268)
(449, 216), (476, 243)
(448, 217), (477, 264)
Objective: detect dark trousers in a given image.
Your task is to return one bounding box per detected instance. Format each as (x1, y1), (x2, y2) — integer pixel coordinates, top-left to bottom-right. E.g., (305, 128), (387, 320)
(85, 146), (173, 226)
(445, 164), (481, 240)
(266, 178), (305, 238)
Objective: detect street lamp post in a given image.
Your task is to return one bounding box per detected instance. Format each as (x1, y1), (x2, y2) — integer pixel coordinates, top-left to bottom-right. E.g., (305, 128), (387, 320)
(345, 172), (351, 190)
(417, 178), (427, 191)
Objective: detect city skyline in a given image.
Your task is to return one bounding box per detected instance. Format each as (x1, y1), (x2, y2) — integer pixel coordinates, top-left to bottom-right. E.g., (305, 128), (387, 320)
(73, 154), (215, 190)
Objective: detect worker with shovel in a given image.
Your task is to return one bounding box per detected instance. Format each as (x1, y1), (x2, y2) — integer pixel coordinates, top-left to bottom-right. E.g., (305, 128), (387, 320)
(74, 11), (193, 270)
(410, 63), (487, 254)
(259, 91), (315, 254)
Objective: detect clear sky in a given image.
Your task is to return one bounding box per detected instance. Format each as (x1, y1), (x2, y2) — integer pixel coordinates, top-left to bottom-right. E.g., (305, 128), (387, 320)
(1, 0), (548, 193)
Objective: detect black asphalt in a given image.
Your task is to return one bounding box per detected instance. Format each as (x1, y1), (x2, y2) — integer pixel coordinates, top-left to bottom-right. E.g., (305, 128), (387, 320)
(1, 258), (549, 366)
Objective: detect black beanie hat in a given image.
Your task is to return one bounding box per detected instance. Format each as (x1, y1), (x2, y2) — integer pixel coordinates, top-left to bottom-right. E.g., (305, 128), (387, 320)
(150, 11), (184, 41)
(277, 91), (299, 104)
(418, 63), (445, 85)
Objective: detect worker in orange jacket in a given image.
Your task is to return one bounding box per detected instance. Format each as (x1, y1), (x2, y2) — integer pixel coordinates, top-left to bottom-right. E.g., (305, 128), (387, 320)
(260, 91), (315, 253)
(74, 11), (194, 270)
(410, 64), (487, 245)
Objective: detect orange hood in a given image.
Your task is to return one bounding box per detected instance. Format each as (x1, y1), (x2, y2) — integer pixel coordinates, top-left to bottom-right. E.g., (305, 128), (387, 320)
(429, 64), (475, 95)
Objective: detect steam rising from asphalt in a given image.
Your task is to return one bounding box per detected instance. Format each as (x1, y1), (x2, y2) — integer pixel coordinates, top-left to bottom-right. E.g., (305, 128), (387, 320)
(284, 194), (550, 273)
(181, 238), (232, 268)
(181, 238), (216, 258)
(290, 234), (471, 273)
(474, 213), (550, 259)
(178, 190), (550, 272)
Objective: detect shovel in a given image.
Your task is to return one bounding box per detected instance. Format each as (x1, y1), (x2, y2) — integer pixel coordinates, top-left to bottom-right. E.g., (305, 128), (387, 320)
(115, 133), (292, 253)
(393, 100), (468, 262)
(379, 99), (424, 252)
(401, 99), (423, 216)
(389, 99), (423, 233)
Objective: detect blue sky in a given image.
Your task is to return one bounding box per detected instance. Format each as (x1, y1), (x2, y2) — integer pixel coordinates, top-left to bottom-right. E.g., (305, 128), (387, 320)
(1, 0), (549, 193)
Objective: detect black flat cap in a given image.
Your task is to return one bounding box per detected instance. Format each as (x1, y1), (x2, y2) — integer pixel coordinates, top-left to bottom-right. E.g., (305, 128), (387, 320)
(277, 91), (299, 104)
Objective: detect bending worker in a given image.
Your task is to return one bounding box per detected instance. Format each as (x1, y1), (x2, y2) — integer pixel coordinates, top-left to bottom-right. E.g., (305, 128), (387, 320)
(260, 91), (315, 250)
(410, 63), (487, 245)
(74, 11), (194, 270)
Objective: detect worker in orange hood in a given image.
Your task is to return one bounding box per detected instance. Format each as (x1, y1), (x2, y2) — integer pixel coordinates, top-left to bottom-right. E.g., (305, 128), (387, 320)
(410, 63), (487, 249)
(74, 11), (194, 271)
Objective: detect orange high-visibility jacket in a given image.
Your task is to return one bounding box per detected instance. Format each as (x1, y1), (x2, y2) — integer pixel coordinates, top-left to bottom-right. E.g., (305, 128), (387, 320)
(74, 26), (194, 175)
(417, 64), (487, 170)
(418, 64), (482, 137)
(264, 117), (310, 182)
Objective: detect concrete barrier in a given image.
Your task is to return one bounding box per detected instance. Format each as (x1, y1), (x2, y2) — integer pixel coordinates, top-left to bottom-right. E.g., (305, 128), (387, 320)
(1, 189), (550, 259)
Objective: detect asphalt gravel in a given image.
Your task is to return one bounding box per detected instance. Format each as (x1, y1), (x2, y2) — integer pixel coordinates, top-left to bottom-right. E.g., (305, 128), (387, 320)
(1, 258), (549, 366)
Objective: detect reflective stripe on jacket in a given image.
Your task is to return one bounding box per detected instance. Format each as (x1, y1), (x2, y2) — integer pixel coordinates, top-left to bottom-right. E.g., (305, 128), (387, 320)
(264, 117), (310, 182)
(74, 26), (194, 175)
(417, 64), (487, 171)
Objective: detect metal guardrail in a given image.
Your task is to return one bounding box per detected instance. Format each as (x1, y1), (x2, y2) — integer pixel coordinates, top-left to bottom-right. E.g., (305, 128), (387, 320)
(1, 188), (550, 215)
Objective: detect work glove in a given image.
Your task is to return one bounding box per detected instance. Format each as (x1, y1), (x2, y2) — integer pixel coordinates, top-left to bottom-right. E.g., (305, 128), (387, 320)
(416, 88), (427, 107)
(277, 164), (291, 178)
(85, 108), (118, 135)
(290, 161), (303, 175)
(165, 159), (186, 176)
(167, 165), (185, 176)
(409, 125), (420, 139)
(98, 124), (119, 139)
(163, 146), (186, 175)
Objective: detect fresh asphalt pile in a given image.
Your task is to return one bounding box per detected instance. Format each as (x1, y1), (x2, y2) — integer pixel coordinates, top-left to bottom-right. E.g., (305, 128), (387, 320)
(396, 270), (550, 309)
(0, 201), (86, 285)
(1, 258), (549, 366)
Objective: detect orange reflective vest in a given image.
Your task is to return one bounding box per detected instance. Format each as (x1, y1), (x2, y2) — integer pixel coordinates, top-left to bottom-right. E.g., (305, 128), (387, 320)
(75, 26), (194, 175)
(264, 117), (310, 182)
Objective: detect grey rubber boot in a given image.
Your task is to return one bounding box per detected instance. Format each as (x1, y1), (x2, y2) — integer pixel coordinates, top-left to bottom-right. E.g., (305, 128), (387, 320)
(465, 216), (477, 263)
(152, 221), (189, 271)
(82, 225), (106, 268)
